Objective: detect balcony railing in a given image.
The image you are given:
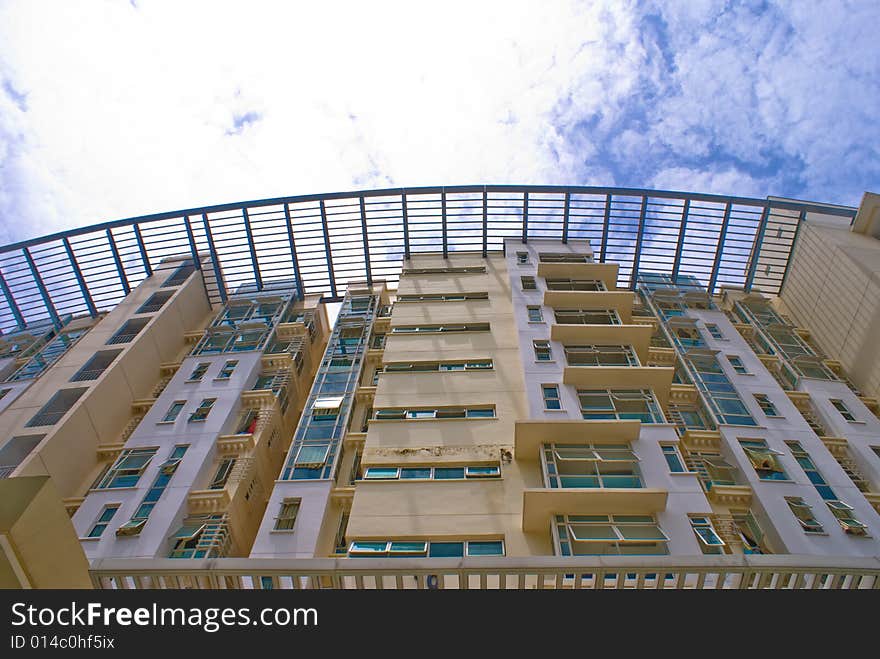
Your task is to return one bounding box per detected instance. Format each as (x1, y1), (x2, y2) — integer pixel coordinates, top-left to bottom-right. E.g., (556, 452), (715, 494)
(25, 411), (65, 427)
(0, 465), (16, 479)
(106, 333), (138, 345)
(90, 555), (880, 590)
(69, 368), (107, 382)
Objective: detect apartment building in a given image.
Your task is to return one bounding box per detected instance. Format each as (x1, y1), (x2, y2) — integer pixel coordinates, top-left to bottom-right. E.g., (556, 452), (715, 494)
(1, 186), (878, 589)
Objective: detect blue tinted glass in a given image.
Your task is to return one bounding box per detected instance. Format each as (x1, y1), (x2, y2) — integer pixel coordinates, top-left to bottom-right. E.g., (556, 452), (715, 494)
(401, 468), (432, 479)
(434, 468), (465, 479)
(428, 542), (464, 558)
(467, 541), (504, 556)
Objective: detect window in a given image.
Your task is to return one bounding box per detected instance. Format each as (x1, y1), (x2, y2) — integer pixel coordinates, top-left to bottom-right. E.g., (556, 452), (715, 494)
(161, 260), (196, 287)
(533, 340), (552, 361)
(545, 278), (605, 291)
(209, 458), (236, 490)
(785, 496), (824, 533)
(373, 406), (495, 420)
(349, 539), (504, 557)
(785, 441), (836, 500)
(188, 362), (210, 381)
(106, 318), (150, 345)
(539, 253), (590, 263)
(732, 511), (767, 554)
(686, 353), (756, 425)
(753, 393), (781, 417)
(516, 251), (529, 264)
(188, 398), (216, 422)
(136, 290), (174, 314)
(370, 333), (386, 349)
(168, 515), (228, 558)
(0, 388), (9, 400)
(564, 345), (638, 366)
(274, 498), (301, 531)
(95, 448), (157, 489)
(739, 439), (788, 480)
(689, 517), (725, 554)
(361, 465), (500, 481)
(383, 360), (493, 373)
(159, 445), (188, 475)
(0, 435), (44, 474)
(825, 500), (869, 536)
(553, 309), (620, 325)
(554, 514), (668, 556)
(216, 360), (237, 379)
(86, 505), (119, 538)
(684, 452), (737, 492)
(578, 389), (664, 423)
(542, 385), (562, 410)
(25, 388), (87, 427)
(161, 401), (186, 423)
(69, 349), (122, 382)
(117, 446), (188, 534)
(727, 355), (748, 375)
(521, 276), (537, 290)
(704, 323), (723, 340)
(543, 444), (641, 488)
(396, 292), (488, 302)
(830, 399), (856, 422)
(390, 323), (490, 334)
(401, 266), (486, 274)
(7, 328), (89, 381)
(527, 306), (544, 322)
(661, 444), (686, 473)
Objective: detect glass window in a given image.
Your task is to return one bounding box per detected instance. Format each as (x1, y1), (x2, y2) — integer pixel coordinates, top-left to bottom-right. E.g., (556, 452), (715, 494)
(217, 360), (238, 379)
(830, 399), (856, 422)
(188, 363), (210, 381)
(689, 517), (725, 554)
(555, 514), (668, 556)
(727, 356), (748, 375)
(527, 306), (544, 322)
(753, 394), (781, 417)
(96, 448), (157, 489)
(542, 385), (562, 410)
(739, 440), (788, 480)
(161, 401), (185, 423)
(533, 340), (552, 361)
(274, 499), (300, 531)
(543, 443), (641, 489)
(516, 251), (529, 264)
(704, 323), (723, 339)
(785, 497), (824, 534)
(521, 276), (537, 290)
(661, 444), (685, 473)
(87, 505), (120, 538)
(188, 398), (216, 422)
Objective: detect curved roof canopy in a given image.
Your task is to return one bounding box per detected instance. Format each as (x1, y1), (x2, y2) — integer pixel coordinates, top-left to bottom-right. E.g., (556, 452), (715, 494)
(0, 185), (857, 333)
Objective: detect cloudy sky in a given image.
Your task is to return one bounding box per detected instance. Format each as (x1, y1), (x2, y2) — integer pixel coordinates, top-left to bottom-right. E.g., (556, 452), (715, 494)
(0, 0), (878, 245)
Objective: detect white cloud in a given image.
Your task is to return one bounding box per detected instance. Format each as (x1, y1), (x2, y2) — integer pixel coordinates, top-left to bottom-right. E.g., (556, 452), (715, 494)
(0, 0), (877, 244)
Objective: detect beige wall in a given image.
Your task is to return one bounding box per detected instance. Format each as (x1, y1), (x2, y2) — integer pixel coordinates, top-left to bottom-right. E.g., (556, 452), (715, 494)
(0, 476), (91, 588)
(780, 218), (880, 399)
(1, 261), (213, 500)
(347, 254), (548, 555)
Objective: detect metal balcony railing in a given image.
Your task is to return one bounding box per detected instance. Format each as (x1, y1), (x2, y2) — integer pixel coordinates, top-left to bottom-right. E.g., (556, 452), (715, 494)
(89, 555), (880, 590)
(0, 465), (16, 479)
(106, 333), (138, 345)
(25, 411), (65, 427)
(69, 368), (107, 382)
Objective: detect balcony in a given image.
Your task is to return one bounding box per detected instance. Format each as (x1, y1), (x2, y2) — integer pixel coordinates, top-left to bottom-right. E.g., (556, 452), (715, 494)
(551, 324), (653, 363)
(522, 488), (667, 532)
(543, 291), (633, 322)
(537, 262), (618, 289)
(89, 555), (880, 590)
(514, 419), (640, 461)
(563, 366), (674, 407)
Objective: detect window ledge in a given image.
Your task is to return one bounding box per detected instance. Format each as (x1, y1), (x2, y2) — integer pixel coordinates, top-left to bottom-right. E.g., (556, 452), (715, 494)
(846, 420), (867, 425)
(212, 377), (232, 382)
(79, 536), (102, 542)
(156, 420), (177, 425)
(87, 486), (138, 493)
(527, 321), (546, 324)
(670, 471), (700, 477)
(370, 416), (498, 423)
(269, 530), (296, 534)
(543, 409), (568, 413)
(534, 360), (557, 364)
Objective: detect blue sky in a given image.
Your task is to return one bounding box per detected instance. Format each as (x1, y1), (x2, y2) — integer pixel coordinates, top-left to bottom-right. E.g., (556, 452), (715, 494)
(0, 0), (877, 245)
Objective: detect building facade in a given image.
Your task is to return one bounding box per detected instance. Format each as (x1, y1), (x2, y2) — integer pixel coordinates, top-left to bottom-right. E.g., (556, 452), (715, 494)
(1, 186), (878, 589)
